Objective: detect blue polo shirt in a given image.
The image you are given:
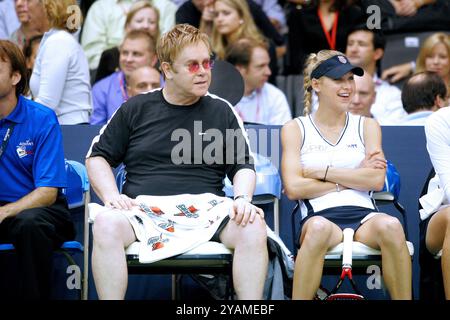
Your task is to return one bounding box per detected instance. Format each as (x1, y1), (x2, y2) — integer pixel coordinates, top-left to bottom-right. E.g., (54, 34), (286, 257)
(0, 95), (66, 203)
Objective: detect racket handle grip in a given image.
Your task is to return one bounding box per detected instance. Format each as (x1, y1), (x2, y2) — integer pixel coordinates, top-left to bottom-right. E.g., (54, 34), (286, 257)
(342, 228), (354, 266)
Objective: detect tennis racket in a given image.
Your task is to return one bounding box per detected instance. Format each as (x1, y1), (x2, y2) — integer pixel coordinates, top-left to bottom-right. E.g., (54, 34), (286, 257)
(324, 228), (366, 300)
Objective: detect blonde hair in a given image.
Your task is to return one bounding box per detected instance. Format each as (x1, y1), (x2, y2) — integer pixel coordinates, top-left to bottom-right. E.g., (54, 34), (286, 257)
(157, 24), (211, 66)
(42, 0), (81, 33)
(416, 32), (450, 74)
(303, 50), (343, 115)
(210, 0), (264, 59)
(125, 1), (160, 40)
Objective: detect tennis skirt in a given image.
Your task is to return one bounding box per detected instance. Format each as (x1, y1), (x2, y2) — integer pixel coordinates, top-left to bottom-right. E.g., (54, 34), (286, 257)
(295, 205), (379, 248)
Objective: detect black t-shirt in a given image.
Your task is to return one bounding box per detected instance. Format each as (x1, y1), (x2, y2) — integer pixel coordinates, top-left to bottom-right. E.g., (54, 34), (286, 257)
(88, 89), (254, 198)
(286, 5), (364, 74)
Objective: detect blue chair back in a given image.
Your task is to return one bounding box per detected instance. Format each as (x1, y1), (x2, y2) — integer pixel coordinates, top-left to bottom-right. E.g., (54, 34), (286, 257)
(63, 160), (90, 209)
(116, 164), (126, 192)
(223, 153), (281, 198)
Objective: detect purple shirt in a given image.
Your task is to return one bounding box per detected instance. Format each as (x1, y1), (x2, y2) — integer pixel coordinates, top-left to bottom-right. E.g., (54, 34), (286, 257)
(90, 71), (128, 125)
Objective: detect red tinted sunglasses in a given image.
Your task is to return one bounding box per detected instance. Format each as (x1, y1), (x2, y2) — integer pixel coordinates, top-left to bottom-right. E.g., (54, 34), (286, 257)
(186, 59), (215, 73)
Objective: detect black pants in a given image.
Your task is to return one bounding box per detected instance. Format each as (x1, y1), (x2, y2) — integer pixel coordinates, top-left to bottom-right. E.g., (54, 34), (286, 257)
(0, 197), (75, 299)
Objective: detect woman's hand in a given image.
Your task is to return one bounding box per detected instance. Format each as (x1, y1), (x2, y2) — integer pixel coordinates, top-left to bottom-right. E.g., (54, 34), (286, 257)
(359, 150), (387, 170)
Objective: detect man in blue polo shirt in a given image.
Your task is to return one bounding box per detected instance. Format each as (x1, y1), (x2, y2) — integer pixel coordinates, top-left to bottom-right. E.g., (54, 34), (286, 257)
(0, 40), (75, 299)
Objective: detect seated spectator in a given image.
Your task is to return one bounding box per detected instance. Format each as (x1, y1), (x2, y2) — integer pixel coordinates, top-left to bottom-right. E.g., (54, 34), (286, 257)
(0, 0), (20, 40)
(226, 38), (291, 125)
(30, 0), (92, 125)
(345, 25), (407, 124)
(360, 0), (450, 34)
(0, 40), (75, 299)
(398, 71), (447, 125)
(281, 49), (412, 300)
(177, 0), (219, 30)
(382, 32), (450, 92)
(349, 70), (376, 118)
(94, 0), (160, 84)
(127, 66), (161, 97)
(81, 0), (176, 71)
(285, 0), (364, 75)
(416, 33), (449, 99)
(86, 24), (268, 300)
(10, 0), (49, 50)
(90, 30), (157, 125)
(423, 105), (450, 299)
(179, 0), (285, 48)
(206, 0), (279, 83)
(179, 0), (287, 34)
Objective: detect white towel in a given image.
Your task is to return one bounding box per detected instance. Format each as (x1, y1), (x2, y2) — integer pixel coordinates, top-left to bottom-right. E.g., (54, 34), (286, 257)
(89, 193), (233, 263)
(419, 175), (446, 221)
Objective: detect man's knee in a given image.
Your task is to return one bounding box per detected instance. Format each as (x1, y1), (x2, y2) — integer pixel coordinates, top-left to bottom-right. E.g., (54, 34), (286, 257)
(251, 214), (267, 240)
(10, 208), (47, 235)
(234, 214), (267, 246)
(93, 212), (131, 245)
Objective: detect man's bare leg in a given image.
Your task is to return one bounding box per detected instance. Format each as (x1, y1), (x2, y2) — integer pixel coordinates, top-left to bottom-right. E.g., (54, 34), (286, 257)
(92, 211), (136, 299)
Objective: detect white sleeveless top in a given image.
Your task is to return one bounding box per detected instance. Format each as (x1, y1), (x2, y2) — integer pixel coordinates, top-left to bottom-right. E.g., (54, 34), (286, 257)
(295, 113), (375, 220)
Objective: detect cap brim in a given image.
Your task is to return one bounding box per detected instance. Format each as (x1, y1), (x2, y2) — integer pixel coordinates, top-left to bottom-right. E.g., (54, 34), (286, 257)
(326, 64), (364, 80)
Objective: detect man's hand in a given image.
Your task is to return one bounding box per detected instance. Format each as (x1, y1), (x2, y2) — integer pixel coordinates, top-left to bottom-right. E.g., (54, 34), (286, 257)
(0, 205), (15, 224)
(229, 198), (264, 227)
(359, 150), (387, 169)
(104, 194), (137, 210)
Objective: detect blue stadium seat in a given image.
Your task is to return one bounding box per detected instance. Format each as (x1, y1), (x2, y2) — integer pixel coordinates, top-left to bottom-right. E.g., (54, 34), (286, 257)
(223, 153), (282, 234)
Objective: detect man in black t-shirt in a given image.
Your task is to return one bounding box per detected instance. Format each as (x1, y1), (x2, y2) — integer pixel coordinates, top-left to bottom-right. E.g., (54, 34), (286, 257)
(86, 24), (268, 300)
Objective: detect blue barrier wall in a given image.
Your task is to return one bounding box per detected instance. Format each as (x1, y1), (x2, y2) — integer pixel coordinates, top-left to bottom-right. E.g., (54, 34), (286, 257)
(61, 124), (431, 300)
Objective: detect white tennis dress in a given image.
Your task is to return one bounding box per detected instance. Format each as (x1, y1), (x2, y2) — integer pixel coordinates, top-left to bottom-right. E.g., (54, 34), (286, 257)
(295, 113), (375, 220)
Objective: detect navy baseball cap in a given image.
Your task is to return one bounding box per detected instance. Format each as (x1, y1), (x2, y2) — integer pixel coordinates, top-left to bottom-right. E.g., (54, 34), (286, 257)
(311, 55), (364, 80)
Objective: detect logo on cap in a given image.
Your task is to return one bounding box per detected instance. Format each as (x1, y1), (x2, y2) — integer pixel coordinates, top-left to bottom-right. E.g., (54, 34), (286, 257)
(338, 56), (347, 64)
